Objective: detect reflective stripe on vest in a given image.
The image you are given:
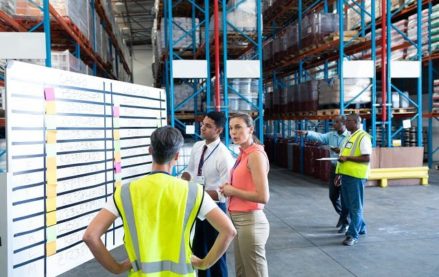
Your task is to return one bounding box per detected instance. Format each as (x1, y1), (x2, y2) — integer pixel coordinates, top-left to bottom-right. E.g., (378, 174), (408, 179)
(337, 130), (370, 179)
(120, 181), (199, 275)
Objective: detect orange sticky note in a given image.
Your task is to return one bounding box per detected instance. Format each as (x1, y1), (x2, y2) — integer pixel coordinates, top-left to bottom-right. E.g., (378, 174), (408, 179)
(46, 211), (57, 226)
(46, 101), (56, 114)
(46, 241), (56, 256)
(47, 197), (56, 212)
(114, 152), (121, 162)
(47, 130), (57, 144)
(113, 130), (120, 140)
(47, 184), (57, 197)
(46, 157), (57, 172)
(47, 170), (57, 184)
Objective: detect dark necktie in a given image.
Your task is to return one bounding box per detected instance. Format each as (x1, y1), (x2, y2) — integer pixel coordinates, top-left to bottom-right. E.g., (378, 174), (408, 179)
(197, 145), (208, 176)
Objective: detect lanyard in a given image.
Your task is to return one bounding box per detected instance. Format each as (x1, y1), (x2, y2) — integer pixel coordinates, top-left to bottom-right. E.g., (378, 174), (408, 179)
(200, 142), (220, 167)
(335, 132), (347, 148)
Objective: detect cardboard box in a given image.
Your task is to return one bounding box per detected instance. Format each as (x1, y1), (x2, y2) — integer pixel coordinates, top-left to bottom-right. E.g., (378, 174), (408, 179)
(367, 147), (424, 186)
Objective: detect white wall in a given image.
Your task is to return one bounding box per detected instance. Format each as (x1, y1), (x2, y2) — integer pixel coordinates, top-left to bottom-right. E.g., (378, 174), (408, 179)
(132, 45), (154, 86)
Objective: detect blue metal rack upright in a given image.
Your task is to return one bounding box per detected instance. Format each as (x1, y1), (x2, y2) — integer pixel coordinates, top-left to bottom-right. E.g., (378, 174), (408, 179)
(426, 1), (439, 167)
(384, 0), (423, 147)
(164, 0), (211, 139)
(221, 0), (264, 145)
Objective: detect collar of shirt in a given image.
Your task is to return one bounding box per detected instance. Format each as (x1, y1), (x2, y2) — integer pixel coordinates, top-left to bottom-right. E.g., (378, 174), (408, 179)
(350, 129), (362, 137)
(194, 138), (234, 192)
(205, 137), (221, 150)
(340, 129), (349, 137)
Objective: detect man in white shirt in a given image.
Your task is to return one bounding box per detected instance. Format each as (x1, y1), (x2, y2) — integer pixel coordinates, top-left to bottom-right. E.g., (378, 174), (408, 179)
(83, 126), (236, 275)
(182, 111), (235, 277)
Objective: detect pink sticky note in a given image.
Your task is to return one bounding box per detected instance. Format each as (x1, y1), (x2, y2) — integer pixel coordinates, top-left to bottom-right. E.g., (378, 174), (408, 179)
(44, 88), (55, 101)
(115, 162), (122, 173)
(113, 106), (120, 117)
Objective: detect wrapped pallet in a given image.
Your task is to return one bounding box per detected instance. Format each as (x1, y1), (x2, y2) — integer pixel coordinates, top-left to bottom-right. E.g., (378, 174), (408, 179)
(15, 0), (90, 40)
(318, 78), (371, 107)
(161, 17), (200, 50)
(0, 0), (15, 15)
(301, 13), (339, 46)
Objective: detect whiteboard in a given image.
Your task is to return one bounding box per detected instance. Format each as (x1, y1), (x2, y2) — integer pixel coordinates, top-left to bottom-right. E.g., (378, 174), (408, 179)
(3, 61), (167, 276)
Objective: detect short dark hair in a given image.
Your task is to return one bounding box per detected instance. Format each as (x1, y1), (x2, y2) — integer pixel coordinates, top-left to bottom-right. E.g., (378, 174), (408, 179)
(150, 126), (184, 164)
(347, 113), (362, 124)
(206, 111), (226, 129)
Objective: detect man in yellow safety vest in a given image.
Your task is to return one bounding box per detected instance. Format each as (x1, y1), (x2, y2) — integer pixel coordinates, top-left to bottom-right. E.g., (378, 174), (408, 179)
(336, 113), (372, 246)
(83, 126), (236, 276)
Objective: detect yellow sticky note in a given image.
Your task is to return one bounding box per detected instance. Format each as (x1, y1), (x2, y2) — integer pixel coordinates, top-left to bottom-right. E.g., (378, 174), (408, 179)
(46, 211), (57, 226)
(46, 157), (57, 172)
(46, 101), (56, 114)
(47, 130), (57, 144)
(46, 241), (56, 256)
(113, 130), (120, 140)
(47, 197), (56, 212)
(114, 152), (121, 162)
(47, 183), (57, 197)
(47, 170), (57, 184)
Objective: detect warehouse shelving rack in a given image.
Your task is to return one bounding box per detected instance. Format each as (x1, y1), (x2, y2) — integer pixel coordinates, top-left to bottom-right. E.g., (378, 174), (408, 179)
(382, 0), (423, 148)
(162, 0), (264, 145)
(262, 0), (377, 173)
(426, 1), (439, 167)
(0, 0), (133, 81)
(220, 0), (264, 144)
(162, 0), (211, 141)
(263, 0), (439, 169)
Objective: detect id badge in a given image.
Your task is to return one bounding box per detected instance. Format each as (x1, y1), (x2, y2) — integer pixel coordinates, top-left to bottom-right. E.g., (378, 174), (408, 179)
(194, 176), (205, 186)
(345, 142), (353, 149)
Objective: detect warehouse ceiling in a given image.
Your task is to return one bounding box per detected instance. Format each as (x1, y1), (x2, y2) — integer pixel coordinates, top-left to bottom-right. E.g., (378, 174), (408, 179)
(112, 0), (156, 46)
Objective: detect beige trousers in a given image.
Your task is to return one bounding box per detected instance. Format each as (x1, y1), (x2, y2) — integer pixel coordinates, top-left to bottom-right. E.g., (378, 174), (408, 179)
(230, 210), (270, 277)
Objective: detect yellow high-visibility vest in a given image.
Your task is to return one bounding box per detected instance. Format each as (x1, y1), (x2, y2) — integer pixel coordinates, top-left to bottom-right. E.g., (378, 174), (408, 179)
(336, 129), (371, 179)
(114, 173), (203, 276)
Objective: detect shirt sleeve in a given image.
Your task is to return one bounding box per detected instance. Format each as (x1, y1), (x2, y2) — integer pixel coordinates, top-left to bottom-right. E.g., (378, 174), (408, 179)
(216, 149), (236, 185)
(360, 135), (372, 155)
(184, 143), (198, 180)
(306, 131), (330, 145)
(103, 196), (120, 217)
(197, 192), (217, 221)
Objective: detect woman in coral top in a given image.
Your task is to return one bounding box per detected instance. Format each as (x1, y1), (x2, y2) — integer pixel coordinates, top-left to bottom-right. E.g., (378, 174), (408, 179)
(220, 112), (270, 277)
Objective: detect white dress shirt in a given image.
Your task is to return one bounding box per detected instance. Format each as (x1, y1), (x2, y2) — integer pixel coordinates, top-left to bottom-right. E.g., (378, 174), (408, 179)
(185, 138), (235, 193)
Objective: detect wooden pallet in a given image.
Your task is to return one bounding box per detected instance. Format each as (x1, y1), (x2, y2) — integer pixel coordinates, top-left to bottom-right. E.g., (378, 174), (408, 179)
(376, 107), (416, 114)
(294, 111), (317, 117)
(392, 107), (417, 114)
(345, 108), (371, 115)
(175, 111), (195, 120)
(317, 109), (341, 116)
(325, 31), (358, 42)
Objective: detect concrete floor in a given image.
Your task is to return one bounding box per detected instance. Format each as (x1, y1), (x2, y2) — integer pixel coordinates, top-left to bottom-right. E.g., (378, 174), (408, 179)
(62, 167), (439, 277)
